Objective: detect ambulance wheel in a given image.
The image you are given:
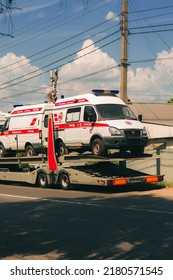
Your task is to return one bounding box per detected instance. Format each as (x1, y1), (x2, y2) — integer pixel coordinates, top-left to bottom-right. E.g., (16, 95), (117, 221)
(59, 172), (71, 190)
(37, 171), (48, 188)
(0, 144), (5, 157)
(57, 142), (67, 156)
(26, 145), (36, 157)
(91, 138), (106, 156)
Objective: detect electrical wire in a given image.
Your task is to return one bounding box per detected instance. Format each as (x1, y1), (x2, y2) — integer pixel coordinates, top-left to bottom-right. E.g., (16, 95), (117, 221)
(0, 30), (120, 86)
(129, 0), (173, 92)
(0, 36), (121, 93)
(1, 1), (173, 103)
(0, 16), (119, 74)
(0, 0), (116, 54)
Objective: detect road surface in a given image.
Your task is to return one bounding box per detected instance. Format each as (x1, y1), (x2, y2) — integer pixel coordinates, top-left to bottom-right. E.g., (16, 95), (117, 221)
(0, 182), (173, 260)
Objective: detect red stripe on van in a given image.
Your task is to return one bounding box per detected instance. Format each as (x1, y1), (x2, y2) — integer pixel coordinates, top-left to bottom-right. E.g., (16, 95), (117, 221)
(55, 98), (88, 107)
(54, 121), (109, 130)
(11, 107), (43, 115)
(0, 129), (39, 136)
(30, 118), (37, 126)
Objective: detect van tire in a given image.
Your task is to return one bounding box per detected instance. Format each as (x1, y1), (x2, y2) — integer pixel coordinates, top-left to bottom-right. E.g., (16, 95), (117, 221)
(91, 138), (106, 156)
(37, 171), (48, 188)
(57, 142), (68, 156)
(26, 145), (36, 157)
(0, 144), (5, 157)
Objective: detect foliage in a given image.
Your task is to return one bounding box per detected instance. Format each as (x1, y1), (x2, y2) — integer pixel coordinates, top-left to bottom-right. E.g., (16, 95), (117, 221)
(167, 98), (173, 104)
(0, 0), (18, 37)
(0, 0), (13, 14)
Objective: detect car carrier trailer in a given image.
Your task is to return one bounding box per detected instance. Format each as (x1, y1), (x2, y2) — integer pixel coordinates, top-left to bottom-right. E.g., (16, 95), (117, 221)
(0, 114), (164, 190)
(0, 153), (164, 190)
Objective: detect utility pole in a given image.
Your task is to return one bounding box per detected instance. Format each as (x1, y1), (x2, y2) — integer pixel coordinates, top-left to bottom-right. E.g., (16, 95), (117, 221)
(50, 68), (58, 103)
(120, 0), (128, 103)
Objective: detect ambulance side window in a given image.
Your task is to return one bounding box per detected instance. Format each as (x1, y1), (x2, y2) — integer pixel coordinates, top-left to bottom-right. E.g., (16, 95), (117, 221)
(44, 115), (48, 128)
(84, 106), (96, 122)
(66, 107), (81, 122)
(1, 118), (10, 132)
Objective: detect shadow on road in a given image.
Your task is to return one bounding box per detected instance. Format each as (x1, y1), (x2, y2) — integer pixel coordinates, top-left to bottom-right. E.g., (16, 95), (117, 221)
(0, 184), (173, 260)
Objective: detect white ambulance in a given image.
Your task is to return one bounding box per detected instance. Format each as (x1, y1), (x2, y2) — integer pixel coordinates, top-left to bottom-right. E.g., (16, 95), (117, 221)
(0, 103), (53, 157)
(53, 90), (148, 156)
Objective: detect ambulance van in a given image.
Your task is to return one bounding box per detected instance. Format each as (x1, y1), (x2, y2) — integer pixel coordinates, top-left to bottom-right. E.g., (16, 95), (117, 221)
(53, 90), (148, 156)
(0, 103), (53, 157)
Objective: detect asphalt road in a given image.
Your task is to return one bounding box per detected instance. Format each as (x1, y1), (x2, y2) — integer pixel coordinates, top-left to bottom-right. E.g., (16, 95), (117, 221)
(0, 182), (173, 260)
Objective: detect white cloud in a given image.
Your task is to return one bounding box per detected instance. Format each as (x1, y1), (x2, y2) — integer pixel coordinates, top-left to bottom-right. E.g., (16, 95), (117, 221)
(105, 11), (119, 22)
(127, 48), (173, 102)
(59, 39), (173, 103)
(0, 53), (48, 112)
(1, 40), (173, 113)
(58, 39), (119, 96)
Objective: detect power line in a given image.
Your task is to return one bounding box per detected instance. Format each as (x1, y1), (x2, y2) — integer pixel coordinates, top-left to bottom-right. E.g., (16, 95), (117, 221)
(129, 22), (173, 31)
(0, 31), (120, 87)
(0, 26), (116, 76)
(2, 53), (173, 100)
(0, 36), (121, 93)
(0, 0), (115, 54)
(58, 64), (118, 85)
(129, 56), (173, 64)
(129, 27), (173, 35)
(129, 0), (173, 91)
(129, 10), (173, 24)
(129, 4), (173, 14)
(0, 16), (119, 74)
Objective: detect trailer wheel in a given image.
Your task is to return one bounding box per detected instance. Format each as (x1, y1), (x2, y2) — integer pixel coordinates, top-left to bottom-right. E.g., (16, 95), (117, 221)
(26, 145), (36, 157)
(0, 144), (5, 157)
(91, 138), (106, 156)
(37, 171), (48, 188)
(59, 172), (71, 190)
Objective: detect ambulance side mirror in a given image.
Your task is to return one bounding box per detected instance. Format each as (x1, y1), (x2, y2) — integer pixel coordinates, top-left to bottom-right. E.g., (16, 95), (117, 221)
(138, 114), (142, 122)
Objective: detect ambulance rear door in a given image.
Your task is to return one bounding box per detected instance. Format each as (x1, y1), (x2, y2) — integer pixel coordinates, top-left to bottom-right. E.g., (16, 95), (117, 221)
(42, 108), (54, 147)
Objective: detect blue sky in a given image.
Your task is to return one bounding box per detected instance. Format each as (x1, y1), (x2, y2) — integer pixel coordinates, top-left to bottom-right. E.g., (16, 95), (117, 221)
(0, 0), (173, 112)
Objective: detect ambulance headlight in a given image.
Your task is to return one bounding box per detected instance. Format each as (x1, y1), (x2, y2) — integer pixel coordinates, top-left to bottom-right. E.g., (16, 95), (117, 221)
(109, 127), (121, 135)
(142, 127), (148, 136)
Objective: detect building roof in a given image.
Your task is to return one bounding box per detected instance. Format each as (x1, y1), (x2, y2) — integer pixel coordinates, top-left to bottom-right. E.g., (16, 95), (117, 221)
(129, 103), (173, 126)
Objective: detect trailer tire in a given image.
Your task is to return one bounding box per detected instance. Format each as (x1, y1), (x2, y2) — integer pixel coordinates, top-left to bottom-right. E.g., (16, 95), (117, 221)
(91, 138), (106, 156)
(59, 172), (71, 190)
(37, 171), (48, 188)
(0, 144), (5, 157)
(26, 145), (36, 157)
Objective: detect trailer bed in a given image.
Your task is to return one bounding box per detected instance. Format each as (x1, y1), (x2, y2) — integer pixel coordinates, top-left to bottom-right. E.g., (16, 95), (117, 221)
(0, 154), (164, 190)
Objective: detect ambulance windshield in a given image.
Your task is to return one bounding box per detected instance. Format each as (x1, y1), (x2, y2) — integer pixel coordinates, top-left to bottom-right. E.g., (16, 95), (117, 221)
(96, 104), (137, 120)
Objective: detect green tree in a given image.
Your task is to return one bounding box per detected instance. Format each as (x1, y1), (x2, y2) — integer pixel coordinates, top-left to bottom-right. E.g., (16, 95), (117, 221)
(167, 98), (173, 103)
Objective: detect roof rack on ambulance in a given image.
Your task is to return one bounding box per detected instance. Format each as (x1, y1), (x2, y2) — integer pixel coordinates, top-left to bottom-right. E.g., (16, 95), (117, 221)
(92, 89), (119, 96)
